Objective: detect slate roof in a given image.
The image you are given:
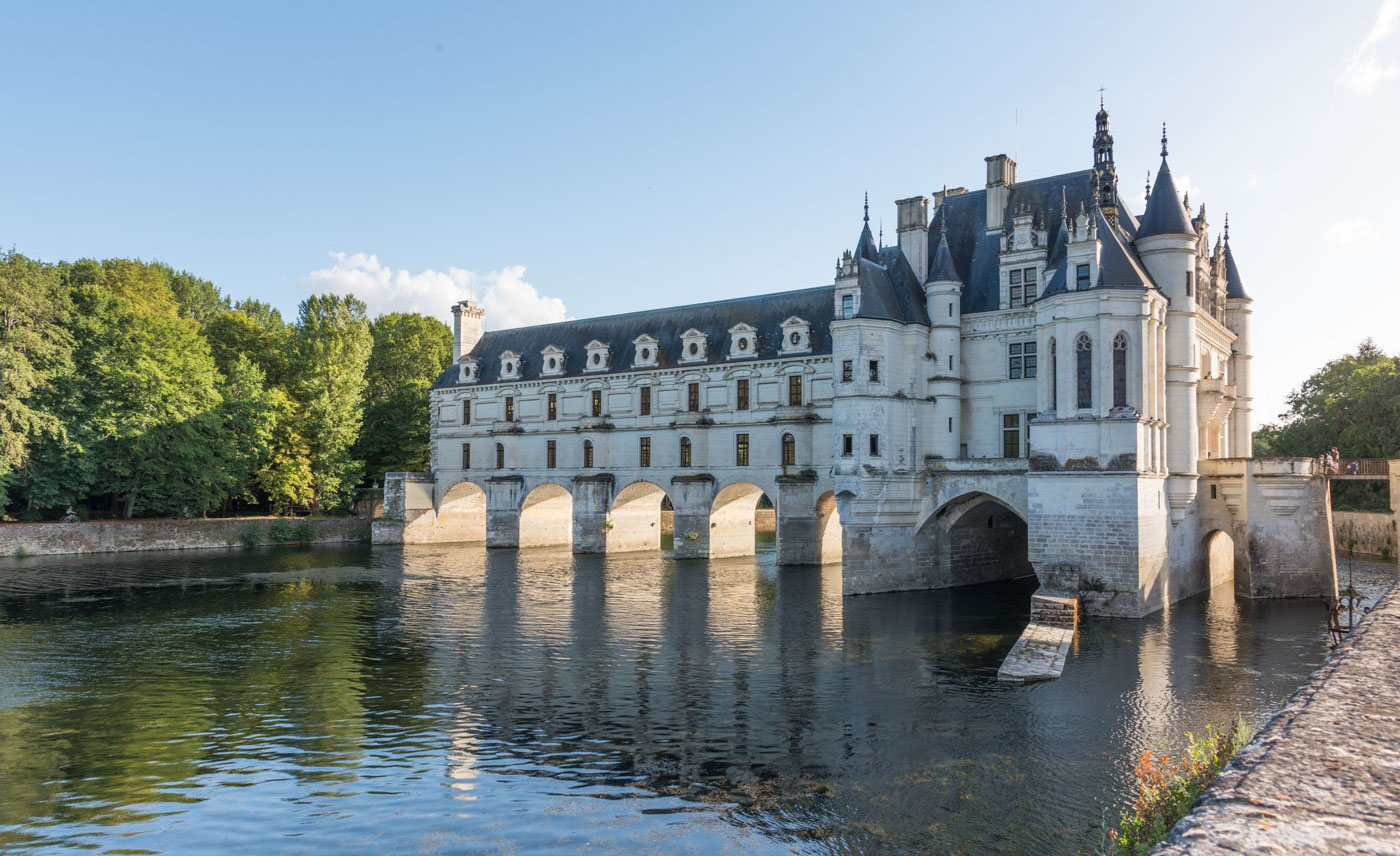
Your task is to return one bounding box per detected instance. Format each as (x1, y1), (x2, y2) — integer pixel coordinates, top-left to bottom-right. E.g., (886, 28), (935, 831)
(1224, 240), (1249, 300)
(432, 286), (834, 389)
(856, 246), (929, 325)
(925, 169), (1151, 313)
(927, 227), (961, 284)
(1137, 158), (1196, 239)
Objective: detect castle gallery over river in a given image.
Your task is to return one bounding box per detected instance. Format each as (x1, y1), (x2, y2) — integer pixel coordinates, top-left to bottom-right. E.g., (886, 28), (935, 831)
(375, 105), (1338, 618)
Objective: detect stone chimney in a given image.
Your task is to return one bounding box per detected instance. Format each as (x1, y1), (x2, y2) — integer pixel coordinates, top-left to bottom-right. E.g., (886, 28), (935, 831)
(895, 196), (929, 282)
(985, 154), (1016, 232)
(452, 299), (485, 362)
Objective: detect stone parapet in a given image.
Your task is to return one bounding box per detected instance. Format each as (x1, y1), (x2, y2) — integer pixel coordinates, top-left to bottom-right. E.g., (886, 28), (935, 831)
(0, 517), (370, 558)
(1153, 583), (1400, 854)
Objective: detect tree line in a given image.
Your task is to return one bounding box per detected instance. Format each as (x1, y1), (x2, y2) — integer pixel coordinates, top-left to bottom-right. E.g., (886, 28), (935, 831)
(0, 250), (451, 520)
(1254, 338), (1400, 511)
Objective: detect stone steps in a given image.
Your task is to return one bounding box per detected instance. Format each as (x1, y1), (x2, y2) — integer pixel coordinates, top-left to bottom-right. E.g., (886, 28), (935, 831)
(997, 590), (1079, 684)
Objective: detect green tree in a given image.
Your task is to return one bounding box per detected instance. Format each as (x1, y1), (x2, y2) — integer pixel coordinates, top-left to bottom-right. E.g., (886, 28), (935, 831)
(355, 312), (452, 482)
(204, 308), (290, 385)
(213, 355), (281, 506)
(288, 294), (372, 511)
(256, 390), (315, 513)
(156, 263), (228, 325)
(0, 252), (73, 509)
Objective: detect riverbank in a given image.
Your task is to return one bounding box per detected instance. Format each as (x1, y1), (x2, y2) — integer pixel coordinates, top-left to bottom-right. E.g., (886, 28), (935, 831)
(1334, 510), (1397, 559)
(1154, 581), (1400, 854)
(0, 517), (371, 558)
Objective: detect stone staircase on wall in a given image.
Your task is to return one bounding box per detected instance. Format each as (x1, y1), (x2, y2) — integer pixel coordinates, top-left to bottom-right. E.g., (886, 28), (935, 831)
(998, 569), (1080, 683)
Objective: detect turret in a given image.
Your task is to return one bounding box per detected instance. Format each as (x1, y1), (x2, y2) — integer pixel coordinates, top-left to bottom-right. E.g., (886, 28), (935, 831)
(925, 214), (963, 458)
(1092, 98), (1118, 224)
(1222, 216), (1253, 457)
(1134, 126), (1200, 514)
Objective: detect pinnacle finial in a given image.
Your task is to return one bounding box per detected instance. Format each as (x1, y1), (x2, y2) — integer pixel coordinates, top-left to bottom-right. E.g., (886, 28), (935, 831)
(1224, 213), (1230, 243)
(1145, 170), (1151, 206)
(1061, 186), (1069, 223)
(939, 185), (948, 238)
(1160, 123), (1168, 158)
(878, 219), (883, 248)
(863, 192), (869, 224)
(1098, 85), (1105, 110)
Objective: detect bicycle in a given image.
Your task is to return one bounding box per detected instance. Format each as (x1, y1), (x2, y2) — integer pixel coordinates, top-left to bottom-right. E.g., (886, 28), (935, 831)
(59, 512), (81, 523)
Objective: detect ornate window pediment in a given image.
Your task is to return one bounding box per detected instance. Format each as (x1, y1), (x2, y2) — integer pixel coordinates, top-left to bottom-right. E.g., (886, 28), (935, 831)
(584, 340), (610, 372)
(540, 345), (566, 376)
(458, 356), (479, 384)
(679, 329), (707, 364)
(499, 350), (521, 381)
(779, 316), (811, 354)
(632, 334), (659, 368)
(727, 323), (758, 360)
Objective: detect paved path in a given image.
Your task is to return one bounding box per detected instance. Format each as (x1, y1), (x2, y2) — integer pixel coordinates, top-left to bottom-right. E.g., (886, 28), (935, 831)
(1155, 583), (1400, 854)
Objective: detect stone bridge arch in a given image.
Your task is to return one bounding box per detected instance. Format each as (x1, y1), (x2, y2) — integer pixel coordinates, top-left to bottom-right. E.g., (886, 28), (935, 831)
(916, 491), (1033, 589)
(608, 480), (670, 553)
(433, 478), (487, 542)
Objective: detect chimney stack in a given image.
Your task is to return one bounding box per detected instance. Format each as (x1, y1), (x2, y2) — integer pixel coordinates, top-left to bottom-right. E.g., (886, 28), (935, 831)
(895, 196), (929, 282)
(452, 299), (486, 362)
(985, 154), (1016, 231)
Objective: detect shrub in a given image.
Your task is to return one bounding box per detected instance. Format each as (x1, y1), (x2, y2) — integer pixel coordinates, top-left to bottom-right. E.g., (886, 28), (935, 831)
(267, 517), (315, 544)
(1102, 715), (1254, 855)
(239, 524), (262, 549)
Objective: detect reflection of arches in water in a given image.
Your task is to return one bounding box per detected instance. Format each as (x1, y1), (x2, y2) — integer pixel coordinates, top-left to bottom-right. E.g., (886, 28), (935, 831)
(710, 482), (770, 558)
(436, 481), (486, 542)
(520, 483), (572, 548)
(916, 493), (1032, 588)
(609, 481), (669, 553)
(817, 490), (842, 564)
(1203, 529), (1235, 590)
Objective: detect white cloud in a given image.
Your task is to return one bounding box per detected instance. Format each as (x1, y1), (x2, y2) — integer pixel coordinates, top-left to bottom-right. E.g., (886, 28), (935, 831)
(1325, 219), (1382, 244)
(1175, 174), (1204, 208)
(1340, 0), (1400, 94)
(301, 252), (568, 330)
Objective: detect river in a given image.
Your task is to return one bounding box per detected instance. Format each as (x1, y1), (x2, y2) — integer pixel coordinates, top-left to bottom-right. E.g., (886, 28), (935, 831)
(0, 541), (1393, 854)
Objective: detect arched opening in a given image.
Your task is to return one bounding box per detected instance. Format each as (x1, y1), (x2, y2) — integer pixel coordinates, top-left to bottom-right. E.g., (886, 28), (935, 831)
(609, 480), (670, 553)
(781, 433), (796, 467)
(817, 490), (842, 564)
(710, 482), (771, 559)
(1203, 529), (1235, 590)
(520, 483), (572, 548)
(435, 480), (486, 542)
(1075, 333), (1093, 410)
(916, 493), (1032, 588)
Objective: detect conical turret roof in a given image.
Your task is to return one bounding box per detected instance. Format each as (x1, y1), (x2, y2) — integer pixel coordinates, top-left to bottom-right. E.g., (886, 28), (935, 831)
(926, 223), (961, 284)
(1137, 159), (1196, 239)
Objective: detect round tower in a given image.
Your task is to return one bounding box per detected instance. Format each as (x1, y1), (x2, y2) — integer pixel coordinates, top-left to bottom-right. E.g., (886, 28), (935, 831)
(925, 218), (963, 459)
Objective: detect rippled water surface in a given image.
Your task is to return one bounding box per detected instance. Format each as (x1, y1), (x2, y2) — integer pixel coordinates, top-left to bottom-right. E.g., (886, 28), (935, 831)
(0, 542), (1393, 855)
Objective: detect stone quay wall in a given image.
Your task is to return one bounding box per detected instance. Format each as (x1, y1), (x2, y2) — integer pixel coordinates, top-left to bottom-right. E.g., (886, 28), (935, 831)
(1154, 582), (1400, 854)
(0, 518), (371, 558)
(1333, 511), (1397, 559)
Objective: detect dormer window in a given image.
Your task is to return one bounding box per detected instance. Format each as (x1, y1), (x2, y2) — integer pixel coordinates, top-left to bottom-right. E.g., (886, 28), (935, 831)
(458, 356), (478, 384)
(540, 345), (566, 377)
(727, 323), (758, 360)
(584, 340), (610, 372)
(499, 351), (521, 381)
(779, 316), (812, 354)
(632, 334), (659, 368)
(680, 329), (707, 364)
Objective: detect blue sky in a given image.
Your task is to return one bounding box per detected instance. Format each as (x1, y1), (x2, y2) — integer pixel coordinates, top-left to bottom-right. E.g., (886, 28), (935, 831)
(2, 0), (1398, 423)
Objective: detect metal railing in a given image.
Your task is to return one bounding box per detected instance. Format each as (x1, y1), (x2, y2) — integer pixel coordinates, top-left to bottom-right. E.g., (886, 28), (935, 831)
(1318, 458), (1391, 478)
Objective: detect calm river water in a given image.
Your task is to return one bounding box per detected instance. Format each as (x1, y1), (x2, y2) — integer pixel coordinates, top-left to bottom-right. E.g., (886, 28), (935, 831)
(0, 541), (1393, 855)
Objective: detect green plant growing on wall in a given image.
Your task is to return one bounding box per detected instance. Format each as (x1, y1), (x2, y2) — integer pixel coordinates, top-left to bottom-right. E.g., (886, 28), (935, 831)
(602, 519), (614, 531)
(13, 546), (30, 558)
(238, 523), (262, 549)
(686, 532), (699, 541)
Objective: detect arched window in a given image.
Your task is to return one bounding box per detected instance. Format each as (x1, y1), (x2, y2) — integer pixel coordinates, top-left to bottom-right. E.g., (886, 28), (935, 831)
(1113, 333), (1129, 409)
(583, 439), (594, 468)
(781, 433), (796, 466)
(679, 437), (692, 468)
(1075, 334), (1093, 410)
(1048, 339), (1057, 410)
(495, 442), (505, 469)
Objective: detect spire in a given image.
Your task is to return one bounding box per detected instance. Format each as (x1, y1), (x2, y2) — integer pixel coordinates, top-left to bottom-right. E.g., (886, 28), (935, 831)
(1223, 216), (1248, 299)
(1137, 129), (1195, 239)
(926, 217), (961, 284)
(1145, 171), (1151, 206)
(1092, 98), (1118, 222)
(1161, 123), (1168, 158)
(1224, 212), (1230, 243)
(855, 193), (879, 262)
(863, 192), (869, 223)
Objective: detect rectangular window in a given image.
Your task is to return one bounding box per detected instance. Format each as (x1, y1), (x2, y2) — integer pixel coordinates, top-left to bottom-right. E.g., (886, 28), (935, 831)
(639, 386), (651, 416)
(463, 400), (470, 425)
(505, 396), (514, 422)
(546, 440), (557, 469)
(735, 379), (748, 411)
(842, 434), (853, 456)
(869, 434), (880, 456)
(948, 416), (953, 432)
(842, 360), (853, 382)
(461, 443), (471, 469)
(788, 375), (802, 406)
(1023, 267), (1037, 303)
(547, 393), (557, 420)
(735, 433), (749, 467)
(1009, 269), (1022, 309)
(841, 294), (853, 319)
(689, 382), (702, 412)
(1186, 271), (1193, 297)
(869, 360), (880, 382)
(1008, 341), (1038, 379)
(496, 443), (505, 468)
(1002, 413), (1021, 458)
(591, 390), (602, 417)
(1076, 263), (1091, 290)
(639, 437), (651, 468)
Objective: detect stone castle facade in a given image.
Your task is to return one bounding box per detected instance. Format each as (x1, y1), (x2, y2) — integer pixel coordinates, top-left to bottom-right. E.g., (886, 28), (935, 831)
(376, 105), (1338, 617)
